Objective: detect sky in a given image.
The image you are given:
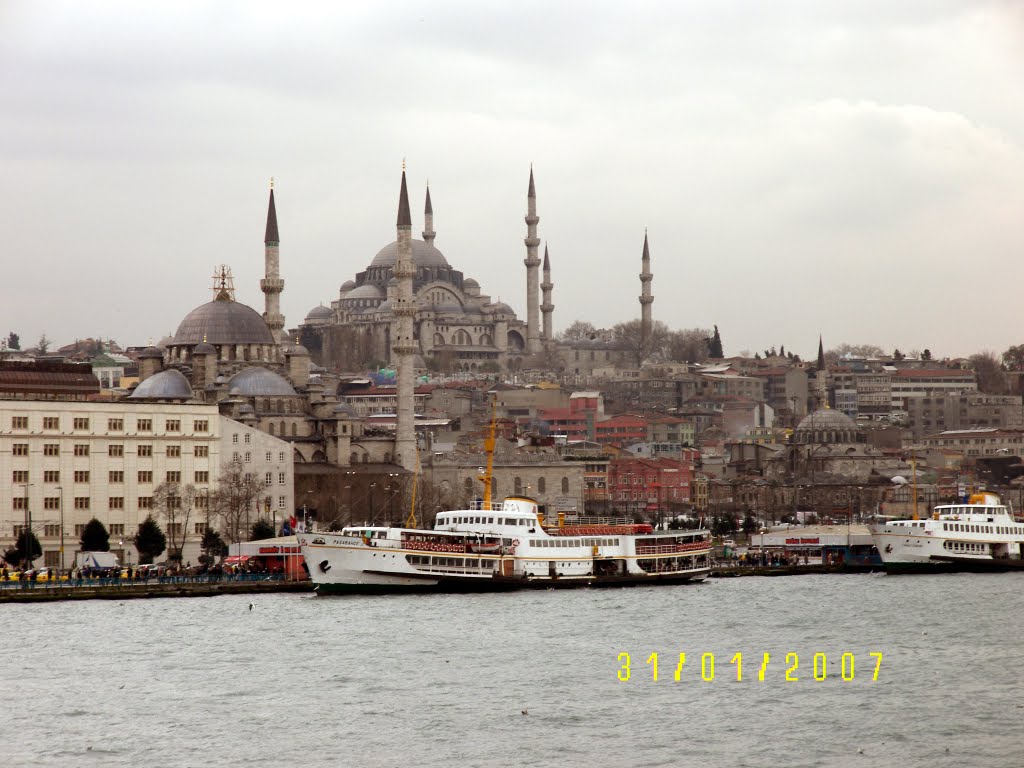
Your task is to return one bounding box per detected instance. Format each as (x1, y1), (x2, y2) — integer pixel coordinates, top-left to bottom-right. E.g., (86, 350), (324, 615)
(1, 0), (1022, 361)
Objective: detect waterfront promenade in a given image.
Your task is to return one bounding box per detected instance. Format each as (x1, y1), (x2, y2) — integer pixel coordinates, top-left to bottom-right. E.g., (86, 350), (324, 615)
(0, 573), (313, 603)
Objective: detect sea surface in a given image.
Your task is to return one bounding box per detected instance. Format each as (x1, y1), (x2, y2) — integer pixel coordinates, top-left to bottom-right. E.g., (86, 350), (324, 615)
(2, 573), (1022, 768)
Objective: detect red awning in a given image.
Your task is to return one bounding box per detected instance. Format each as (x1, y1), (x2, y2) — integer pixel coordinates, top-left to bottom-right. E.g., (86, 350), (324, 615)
(224, 556), (253, 565)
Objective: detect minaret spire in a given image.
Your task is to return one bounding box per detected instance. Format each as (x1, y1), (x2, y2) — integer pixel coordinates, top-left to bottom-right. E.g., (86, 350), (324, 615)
(422, 183), (436, 245)
(523, 165), (541, 354)
(540, 243), (554, 343)
(260, 182), (285, 343)
(639, 230), (653, 350)
(392, 166), (418, 472)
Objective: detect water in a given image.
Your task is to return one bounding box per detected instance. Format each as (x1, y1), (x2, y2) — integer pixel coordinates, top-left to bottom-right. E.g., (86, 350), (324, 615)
(2, 573), (1022, 767)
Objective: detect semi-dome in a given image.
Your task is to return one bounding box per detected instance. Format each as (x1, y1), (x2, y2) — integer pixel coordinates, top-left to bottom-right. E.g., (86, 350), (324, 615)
(344, 283), (384, 300)
(488, 302), (515, 315)
(129, 369), (193, 400)
(369, 239), (450, 269)
(172, 295), (275, 346)
(340, 280), (356, 291)
(227, 366), (297, 396)
(305, 304), (333, 321)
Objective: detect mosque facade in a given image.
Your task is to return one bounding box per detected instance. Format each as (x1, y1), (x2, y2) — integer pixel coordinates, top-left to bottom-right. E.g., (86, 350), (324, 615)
(299, 169), (555, 373)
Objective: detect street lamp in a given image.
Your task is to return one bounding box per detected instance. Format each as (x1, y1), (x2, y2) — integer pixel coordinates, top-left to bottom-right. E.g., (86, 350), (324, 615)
(20, 483), (33, 570)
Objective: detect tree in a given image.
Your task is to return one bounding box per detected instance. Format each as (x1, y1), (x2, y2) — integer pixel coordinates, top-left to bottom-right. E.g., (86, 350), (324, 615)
(612, 319), (669, 367)
(7, 332), (20, 350)
(1002, 345), (1024, 371)
(892, 348), (905, 361)
(251, 519), (275, 541)
(153, 481), (197, 561)
(921, 348), (932, 361)
(134, 515), (167, 564)
(211, 462), (266, 544)
(4, 530), (42, 569)
(80, 518), (110, 551)
(199, 528), (227, 565)
(969, 351), (1007, 395)
(37, 333), (51, 354)
(665, 328), (712, 364)
(827, 343), (885, 363)
(559, 320), (597, 342)
(707, 325), (724, 358)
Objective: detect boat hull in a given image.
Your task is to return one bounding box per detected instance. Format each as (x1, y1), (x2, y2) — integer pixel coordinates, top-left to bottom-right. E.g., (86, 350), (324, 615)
(881, 556), (1024, 575)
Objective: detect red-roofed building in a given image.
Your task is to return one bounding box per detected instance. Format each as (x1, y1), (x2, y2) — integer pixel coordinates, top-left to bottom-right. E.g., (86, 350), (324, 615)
(607, 456), (694, 516)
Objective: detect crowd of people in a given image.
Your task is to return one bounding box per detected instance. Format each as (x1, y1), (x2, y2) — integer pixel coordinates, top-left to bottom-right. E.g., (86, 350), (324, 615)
(0, 558), (288, 587)
(715, 550), (812, 568)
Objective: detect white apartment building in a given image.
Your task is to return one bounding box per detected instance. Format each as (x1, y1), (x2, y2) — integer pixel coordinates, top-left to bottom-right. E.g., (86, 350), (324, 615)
(219, 415), (294, 532)
(0, 401), (293, 569)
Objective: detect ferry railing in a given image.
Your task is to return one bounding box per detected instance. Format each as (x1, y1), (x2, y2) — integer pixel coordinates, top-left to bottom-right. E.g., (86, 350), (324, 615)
(635, 542), (710, 555)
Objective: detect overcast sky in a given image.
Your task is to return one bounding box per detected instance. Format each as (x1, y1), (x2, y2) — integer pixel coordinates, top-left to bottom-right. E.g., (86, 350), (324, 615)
(2, 0), (1022, 361)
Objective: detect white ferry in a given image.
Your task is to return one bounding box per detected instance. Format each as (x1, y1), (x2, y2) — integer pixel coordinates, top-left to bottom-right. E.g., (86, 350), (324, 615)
(870, 493), (1024, 573)
(296, 497), (712, 594)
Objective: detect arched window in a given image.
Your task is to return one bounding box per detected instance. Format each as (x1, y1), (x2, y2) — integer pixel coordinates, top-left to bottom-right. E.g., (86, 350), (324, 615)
(538, 477), (546, 494)
(351, 452), (359, 464)
(514, 477), (522, 495)
(491, 478), (498, 499)
(279, 420), (285, 435)
(561, 477), (569, 493)
(384, 452), (391, 463)
(268, 423), (275, 436)
(291, 423), (298, 437)
(433, 333), (445, 346)
(454, 329), (471, 345)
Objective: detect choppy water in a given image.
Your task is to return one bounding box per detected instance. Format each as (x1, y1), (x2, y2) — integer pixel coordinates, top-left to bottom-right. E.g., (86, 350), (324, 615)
(2, 573), (1022, 768)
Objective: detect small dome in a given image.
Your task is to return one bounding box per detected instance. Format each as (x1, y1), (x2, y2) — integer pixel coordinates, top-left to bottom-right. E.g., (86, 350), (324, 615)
(305, 305), (333, 321)
(333, 403), (357, 417)
(227, 366), (297, 396)
(796, 408), (856, 433)
(193, 341), (216, 355)
(172, 296), (275, 346)
(369, 239), (450, 269)
(387, 277), (398, 286)
(287, 343), (309, 357)
(137, 346), (163, 359)
(238, 403), (255, 414)
(377, 299), (393, 312)
(129, 369), (193, 400)
(343, 283), (384, 301)
(463, 278), (479, 288)
(340, 280), (356, 292)
(489, 302), (514, 315)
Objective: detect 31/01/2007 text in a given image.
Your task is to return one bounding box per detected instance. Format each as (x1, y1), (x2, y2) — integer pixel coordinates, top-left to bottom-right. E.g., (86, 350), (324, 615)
(615, 651), (883, 683)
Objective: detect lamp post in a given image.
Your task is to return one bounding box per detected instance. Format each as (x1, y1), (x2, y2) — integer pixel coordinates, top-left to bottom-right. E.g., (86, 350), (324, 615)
(20, 483), (33, 570)
(369, 482), (377, 525)
(264, 496), (272, 537)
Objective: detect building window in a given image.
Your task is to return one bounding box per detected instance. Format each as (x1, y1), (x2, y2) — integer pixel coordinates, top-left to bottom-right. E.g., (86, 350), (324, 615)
(74, 497), (90, 510)
(108, 418), (123, 431)
(166, 471), (181, 483)
(110, 523), (124, 535)
(279, 452), (285, 462)
(138, 419), (152, 431)
(167, 523), (182, 536)
(73, 444), (89, 457)
(138, 445), (153, 457)
(278, 472), (286, 485)
(12, 470), (29, 483)
(74, 470), (90, 482)
(44, 444), (59, 456)
(11, 416), (28, 429)
(13, 497), (28, 510)
(13, 443), (28, 456)
(244, 433), (251, 444)
(538, 478), (546, 494)
(279, 496), (286, 509)
(245, 452), (251, 462)
(74, 524), (85, 536)
(196, 495), (209, 509)
(109, 470), (124, 483)
(195, 445), (209, 457)
(138, 470), (153, 483)
(73, 417), (90, 430)
(194, 420), (208, 433)
(264, 472), (273, 486)
(232, 434), (239, 444)
(561, 477), (569, 493)
(167, 446), (181, 458)
(138, 497), (152, 509)
(44, 470), (60, 482)
(194, 470), (208, 483)
(233, 452), (241, 463)
(109, 497), (124, 510)
(43, 416), (59, 430)
(43, 522), (60, 534)
(166, 419), (181, 432)
(195, 522), (207, 535)
(266, 451), (272, 462)
(109, 444), (124, 457)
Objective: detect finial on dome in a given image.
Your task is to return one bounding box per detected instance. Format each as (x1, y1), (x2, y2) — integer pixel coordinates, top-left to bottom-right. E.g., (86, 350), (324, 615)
(270, 176), (274, 189)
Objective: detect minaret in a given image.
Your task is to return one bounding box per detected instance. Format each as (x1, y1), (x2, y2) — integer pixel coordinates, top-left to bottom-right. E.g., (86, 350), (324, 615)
(523, 166), (541, 354)
(391, 167), (418, 471)
(422, 184), (436, 245)
(540, 244), (554, 342)
(815, 334), (828, 408)
(639, 231), (653, 347)
(260, 181), (285, 343)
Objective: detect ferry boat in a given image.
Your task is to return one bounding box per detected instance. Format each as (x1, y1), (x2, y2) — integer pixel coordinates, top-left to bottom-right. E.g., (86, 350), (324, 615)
(869, 492), (1024, 573)
(296, 497), (712, 594)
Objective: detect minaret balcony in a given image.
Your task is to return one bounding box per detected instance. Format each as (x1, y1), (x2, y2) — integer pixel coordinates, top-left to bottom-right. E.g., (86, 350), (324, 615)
(261, 278), (285, 292)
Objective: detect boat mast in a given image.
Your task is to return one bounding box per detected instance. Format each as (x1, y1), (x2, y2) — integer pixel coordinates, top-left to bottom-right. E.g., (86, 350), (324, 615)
(911, 454), (919, 521)
(481, 397), (497, 508)
(405, 447), (420, 529)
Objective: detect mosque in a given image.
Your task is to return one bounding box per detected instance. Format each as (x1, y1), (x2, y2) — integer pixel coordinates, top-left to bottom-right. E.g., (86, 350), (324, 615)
(299, 168), (555, 373)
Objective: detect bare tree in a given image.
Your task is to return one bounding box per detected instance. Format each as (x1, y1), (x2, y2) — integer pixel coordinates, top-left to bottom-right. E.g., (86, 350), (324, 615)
(969, 351), (1007, 395)
(666, 327), (712, 363)
(826, 343), (886, 364)
(152, 482), (197, 562)
(211, 462), (267, 544)
(558, 320), (598, 342)
(613, 319), (669, 367)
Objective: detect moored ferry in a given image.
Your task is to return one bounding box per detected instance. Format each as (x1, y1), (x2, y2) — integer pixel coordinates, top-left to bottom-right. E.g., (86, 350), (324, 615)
(297, 496), (712, 594)
(869, 493), (1024, 573)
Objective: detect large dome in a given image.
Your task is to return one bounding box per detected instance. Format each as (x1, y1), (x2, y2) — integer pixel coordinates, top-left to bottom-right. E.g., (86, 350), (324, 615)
(173, 296), (275, 346)
(227, 366), (297, 396)
(369, 239), (450, 269)
(794, 407), (859, 444)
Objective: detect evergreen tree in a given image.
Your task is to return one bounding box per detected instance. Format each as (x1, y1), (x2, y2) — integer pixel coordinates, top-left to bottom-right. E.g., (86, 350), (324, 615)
(133, 516), (167, 564)
(4, 530), (42, 569)
(7, 332), (20, 350)
(200, 528), (227, 565)
(80, 518), (110, 551)
(37, 333), (51, 354)
(250, 518), (275, 541)
(779, 344), (785, 357)
(893, 348), (905, 361)
(922, 348), (932, 361)
(707, 325), (724, 358)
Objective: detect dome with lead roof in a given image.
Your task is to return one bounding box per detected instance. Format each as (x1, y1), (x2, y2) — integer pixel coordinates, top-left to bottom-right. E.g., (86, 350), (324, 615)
(227, 366), (297, 396)
(129, 369), (193, 400)
(172, 294), (275, 346)
(369, 239), (450, 269)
